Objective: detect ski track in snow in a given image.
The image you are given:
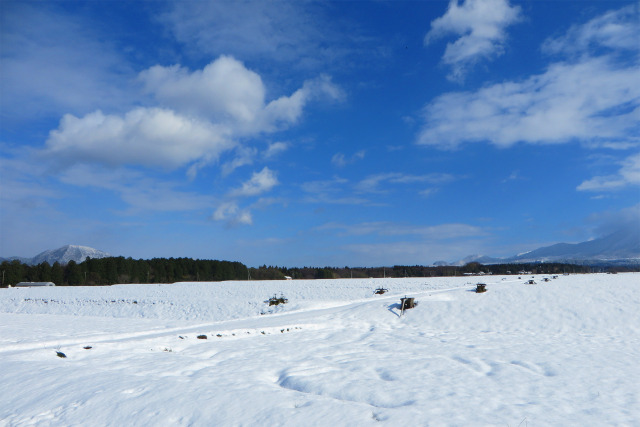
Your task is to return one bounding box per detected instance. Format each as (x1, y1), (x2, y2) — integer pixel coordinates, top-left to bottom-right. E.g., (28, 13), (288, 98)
(0, 274), (639, 426)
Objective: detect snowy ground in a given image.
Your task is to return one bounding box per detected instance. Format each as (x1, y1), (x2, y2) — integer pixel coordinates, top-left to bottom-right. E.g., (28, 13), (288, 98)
(1, 274), (638, 426)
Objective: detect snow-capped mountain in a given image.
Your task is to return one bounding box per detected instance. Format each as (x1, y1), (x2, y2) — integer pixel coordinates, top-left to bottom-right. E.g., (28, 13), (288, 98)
(511, 228), (640, 264)
(1, 245), (112, 265)
(457, 228), (640, 266)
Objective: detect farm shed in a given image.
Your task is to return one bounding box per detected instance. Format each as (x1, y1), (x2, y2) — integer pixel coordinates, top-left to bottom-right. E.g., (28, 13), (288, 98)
(15, 282), (56, 287)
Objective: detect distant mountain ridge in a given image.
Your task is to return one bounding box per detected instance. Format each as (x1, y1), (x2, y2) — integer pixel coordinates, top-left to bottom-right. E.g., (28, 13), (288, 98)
(452, 228), (640, 266)
(1, 245), (111, 265)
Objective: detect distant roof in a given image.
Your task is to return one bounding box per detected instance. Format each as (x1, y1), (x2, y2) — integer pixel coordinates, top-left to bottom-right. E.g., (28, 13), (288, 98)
(15, 282), (56, 287)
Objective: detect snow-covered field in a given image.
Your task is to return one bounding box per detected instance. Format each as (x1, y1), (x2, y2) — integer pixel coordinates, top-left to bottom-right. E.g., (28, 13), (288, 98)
(1, 273), (638, 426)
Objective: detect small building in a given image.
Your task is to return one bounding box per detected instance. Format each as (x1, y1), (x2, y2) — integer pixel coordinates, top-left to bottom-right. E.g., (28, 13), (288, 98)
(15, 282), (55, 287)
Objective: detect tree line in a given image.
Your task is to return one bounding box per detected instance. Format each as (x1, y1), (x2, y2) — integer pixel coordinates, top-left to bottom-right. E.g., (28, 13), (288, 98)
(1, 257), (627, 287)
(0, 257), (248, 287)
(248, 262), (597, 280)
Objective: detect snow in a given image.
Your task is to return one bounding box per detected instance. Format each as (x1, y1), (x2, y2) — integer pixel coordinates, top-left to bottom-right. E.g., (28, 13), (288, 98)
(28, 245), (111, 266)
(1, 274), (638, 426)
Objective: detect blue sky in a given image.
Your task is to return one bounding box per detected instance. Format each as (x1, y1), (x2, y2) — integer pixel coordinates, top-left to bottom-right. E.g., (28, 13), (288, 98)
(1, 0), (639, 267)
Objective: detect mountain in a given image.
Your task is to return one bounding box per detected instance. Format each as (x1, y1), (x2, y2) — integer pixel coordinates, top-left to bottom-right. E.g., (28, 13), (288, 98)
(1, 245), (112, 266)
(454, 254), (505, 267)
(512, 228), (640, 264)
(458, 228), (640, 266)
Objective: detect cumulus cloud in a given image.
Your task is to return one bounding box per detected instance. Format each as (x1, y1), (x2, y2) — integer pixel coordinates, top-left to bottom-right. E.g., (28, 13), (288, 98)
(45, 108), (233, 170)
(140, 58), (342, 134)
(577, 153), (640, 192)
(45, 57), (341, 172)
(139, 56), (266, 124)
(425, 0), (521, 81)
(418, 5), (640, 149)
(212, 201), (253, 226)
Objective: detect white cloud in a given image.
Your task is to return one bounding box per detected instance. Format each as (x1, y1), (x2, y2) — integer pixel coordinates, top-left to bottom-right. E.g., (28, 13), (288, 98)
(140, 58), (341, 134)
(212, 169), (282, 225)
(45, 108), (233, 170)
(220, 141), (289, 176)
(418, 57), (640, 149)
(577, 153), (640, 192)
(232, 167), (279, 197)
(419, 5), (640, 148)
(356, 172), (455, 193)
(212, 202), (253, 226)
(332, 150), (365, 167)
(221, 146), (259, 177)
(425, 0), (521, 81)
(44, 57), (341, 172)
(261, 74), (344, 131)
(139, 57), (266, 124)
(263, 142), (289, 159)
(542, 4), (640, 55)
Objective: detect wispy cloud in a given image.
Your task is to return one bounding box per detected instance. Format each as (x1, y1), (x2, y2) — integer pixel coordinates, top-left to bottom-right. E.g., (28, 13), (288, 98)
(301, 177), (371, 205)
(0, 150), (62, 211)
(1, 3), (134, 120)
(318, 221), (487, 239)
(425, 0), (521, 81)
(542, 5), (640, 55)
(158, 0), (373, 72)
(58, 164), (215, 213)
(263, 142), (289, 159)
(331, 150), (365, 167)
(356, 172), (456, 193)
(577, 153), (640, 192)
(587, 203), (640, 237)
(419, 188), (439, 198)
(419, 4), (640, 149)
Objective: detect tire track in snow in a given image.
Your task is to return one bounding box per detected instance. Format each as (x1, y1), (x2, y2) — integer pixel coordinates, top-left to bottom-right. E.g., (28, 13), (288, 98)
(0, 283), (473, 356)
